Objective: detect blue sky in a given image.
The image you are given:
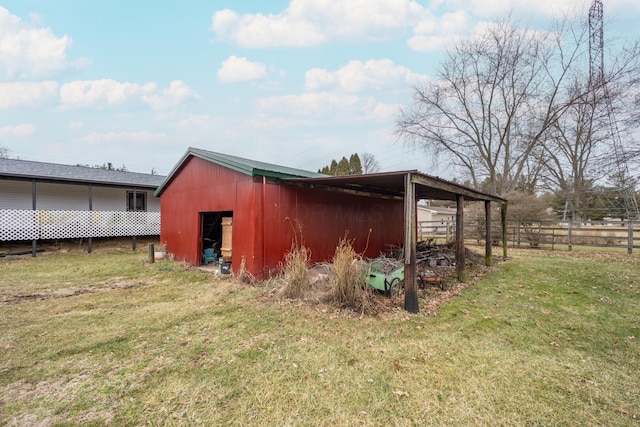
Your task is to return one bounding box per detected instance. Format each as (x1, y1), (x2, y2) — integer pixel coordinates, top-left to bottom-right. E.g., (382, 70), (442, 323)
(1, 0), (639, 177)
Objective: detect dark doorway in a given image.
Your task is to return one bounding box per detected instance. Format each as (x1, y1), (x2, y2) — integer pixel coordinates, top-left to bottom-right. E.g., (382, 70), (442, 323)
(201, 211), (232, 260)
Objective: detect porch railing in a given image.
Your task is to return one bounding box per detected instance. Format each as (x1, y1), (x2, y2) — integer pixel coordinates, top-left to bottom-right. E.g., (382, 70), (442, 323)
(0, 209), (160, 241)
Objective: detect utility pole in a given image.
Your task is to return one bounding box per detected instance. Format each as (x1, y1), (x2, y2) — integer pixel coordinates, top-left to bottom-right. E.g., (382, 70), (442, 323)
(589, 0), (640, 221)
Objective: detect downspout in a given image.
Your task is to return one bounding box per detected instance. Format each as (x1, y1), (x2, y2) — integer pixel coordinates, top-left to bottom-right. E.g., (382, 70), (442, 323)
(262, 176), (267, 279)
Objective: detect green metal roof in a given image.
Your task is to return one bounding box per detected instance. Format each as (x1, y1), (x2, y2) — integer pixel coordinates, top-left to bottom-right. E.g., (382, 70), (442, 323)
(154, 147), (326, 197)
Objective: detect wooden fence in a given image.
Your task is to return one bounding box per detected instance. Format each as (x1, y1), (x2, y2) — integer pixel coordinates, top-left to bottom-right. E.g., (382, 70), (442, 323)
(466, 220), (640, 254)
(418, 220), (454, 243)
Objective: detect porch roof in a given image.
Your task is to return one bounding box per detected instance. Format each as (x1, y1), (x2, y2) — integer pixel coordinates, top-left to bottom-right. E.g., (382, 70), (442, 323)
(0, 158), (165, 188)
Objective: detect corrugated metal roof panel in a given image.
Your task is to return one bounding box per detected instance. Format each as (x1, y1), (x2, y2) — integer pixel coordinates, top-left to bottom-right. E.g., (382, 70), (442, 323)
(284, 170), (507, 203)
(188, 147), (326, 179)
(155, 147), (327, 196)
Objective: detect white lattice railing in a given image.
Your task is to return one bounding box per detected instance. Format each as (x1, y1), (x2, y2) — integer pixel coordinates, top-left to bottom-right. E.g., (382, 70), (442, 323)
(0, 209), (160, 241)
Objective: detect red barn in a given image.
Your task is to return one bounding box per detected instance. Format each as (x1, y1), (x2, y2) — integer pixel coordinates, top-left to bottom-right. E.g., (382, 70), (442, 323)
(154, 148), (405, 279)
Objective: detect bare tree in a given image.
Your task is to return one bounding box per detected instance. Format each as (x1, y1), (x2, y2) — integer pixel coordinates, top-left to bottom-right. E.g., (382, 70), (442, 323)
(0, 145), (9, 159)
(395, 16), (585, 195)
(538, 77), (602, 220)
(540, 32), (640, 220)
(361, 152), (381, 174)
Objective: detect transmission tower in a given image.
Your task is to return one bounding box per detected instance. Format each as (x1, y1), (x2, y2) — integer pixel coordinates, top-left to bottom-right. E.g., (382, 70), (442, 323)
(588, 0), (639, 220)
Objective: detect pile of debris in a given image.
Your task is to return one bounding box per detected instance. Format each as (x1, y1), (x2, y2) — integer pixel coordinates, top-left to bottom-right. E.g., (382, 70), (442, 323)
(365, 240), (463, 293)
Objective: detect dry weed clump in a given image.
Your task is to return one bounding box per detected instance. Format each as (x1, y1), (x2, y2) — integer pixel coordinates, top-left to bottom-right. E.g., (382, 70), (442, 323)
(280, 245), (312, 299)
(330, 238), (371, 313)
(235, 256), (255, 285)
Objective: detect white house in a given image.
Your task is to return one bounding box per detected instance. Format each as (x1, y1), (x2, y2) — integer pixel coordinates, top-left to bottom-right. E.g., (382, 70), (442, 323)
(0, 158), (164, 251)
(417, 204), (457, 240)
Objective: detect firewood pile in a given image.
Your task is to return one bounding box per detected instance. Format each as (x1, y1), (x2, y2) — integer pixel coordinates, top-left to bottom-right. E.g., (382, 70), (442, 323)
(385, 240), (457, 268)
(416, 240), (455, 267)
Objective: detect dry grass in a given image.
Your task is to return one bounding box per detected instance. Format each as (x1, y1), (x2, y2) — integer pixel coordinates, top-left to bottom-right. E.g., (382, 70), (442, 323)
(280, 244), (312, 299)
(235, 256), (255, 285)
(1, 243), (639, 425)
(329, 238), (371, 314)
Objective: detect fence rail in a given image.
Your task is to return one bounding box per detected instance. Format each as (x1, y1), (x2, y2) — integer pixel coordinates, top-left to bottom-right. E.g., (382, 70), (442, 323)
(466, 219), (640, 253)
(0, 209), (160, 241)
(418, 220), (454, 242)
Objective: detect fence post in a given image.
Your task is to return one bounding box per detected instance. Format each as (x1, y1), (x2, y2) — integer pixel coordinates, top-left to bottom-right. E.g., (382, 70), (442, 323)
(568, 222), (572, 251)
(501, 203), (507, 259)
(148, 243), (155, 263)
(628, 220), (633, 255)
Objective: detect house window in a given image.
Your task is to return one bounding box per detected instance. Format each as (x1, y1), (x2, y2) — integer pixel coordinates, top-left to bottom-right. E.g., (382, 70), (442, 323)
(127, 191), (147, 211)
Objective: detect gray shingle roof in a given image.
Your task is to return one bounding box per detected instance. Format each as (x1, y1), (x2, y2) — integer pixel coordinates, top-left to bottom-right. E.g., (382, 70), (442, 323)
(0, 158), (165, 188)
(155, 147), (326, 196)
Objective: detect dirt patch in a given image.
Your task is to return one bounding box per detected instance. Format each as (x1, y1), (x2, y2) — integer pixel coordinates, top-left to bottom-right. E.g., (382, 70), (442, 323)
(0, 237), (160, 258)
(0, 279), (150, 305)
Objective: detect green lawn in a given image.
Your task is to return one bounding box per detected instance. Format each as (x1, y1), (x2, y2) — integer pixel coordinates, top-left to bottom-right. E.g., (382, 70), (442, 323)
(1, 247), (638, 425)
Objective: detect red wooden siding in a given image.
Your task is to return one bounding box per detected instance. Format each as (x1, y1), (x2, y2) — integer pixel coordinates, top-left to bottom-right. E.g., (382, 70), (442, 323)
(159, 156), (405, 279)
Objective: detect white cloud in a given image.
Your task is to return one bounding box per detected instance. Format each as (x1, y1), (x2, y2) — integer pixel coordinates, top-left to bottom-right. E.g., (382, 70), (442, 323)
(369, 102), (401, 121)
(0, 81), (59, 108)
(75, 131), (167, 144)
(217, 56), (267, 83)
(305, 59), (428, 93)
(59, 79), (157, 107)
(0, 123), (36, 138)
(141, 80), (200, 110)
(257, 92), (396, 122)
(211, 0), (426, 47)
(60, 79), (199, 111)
(258, 92), (362, 117)
(437, 0), (584, 19)
(408, 10), (469, 52)
(174, 114), (218, 129)
(0, 6), (76, 78)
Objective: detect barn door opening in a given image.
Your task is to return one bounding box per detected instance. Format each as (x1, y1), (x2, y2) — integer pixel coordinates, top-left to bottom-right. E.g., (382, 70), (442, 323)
(201, 211), (233, 263)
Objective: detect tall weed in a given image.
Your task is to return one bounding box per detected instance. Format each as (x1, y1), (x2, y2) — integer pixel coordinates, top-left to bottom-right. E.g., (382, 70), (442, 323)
(280, 244), (311, 299)
(330, 238), (370, 313)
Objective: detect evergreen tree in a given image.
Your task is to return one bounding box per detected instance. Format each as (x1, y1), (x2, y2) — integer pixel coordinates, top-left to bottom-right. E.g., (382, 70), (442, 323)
(329, 159), (338, 175)
(337, 157), (350, 175)
(349, 153), (362, 175)
(319, 153), (371, 176)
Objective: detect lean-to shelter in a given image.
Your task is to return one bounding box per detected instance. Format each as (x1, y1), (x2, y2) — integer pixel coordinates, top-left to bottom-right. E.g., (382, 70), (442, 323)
(155, 147), (507, 312)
